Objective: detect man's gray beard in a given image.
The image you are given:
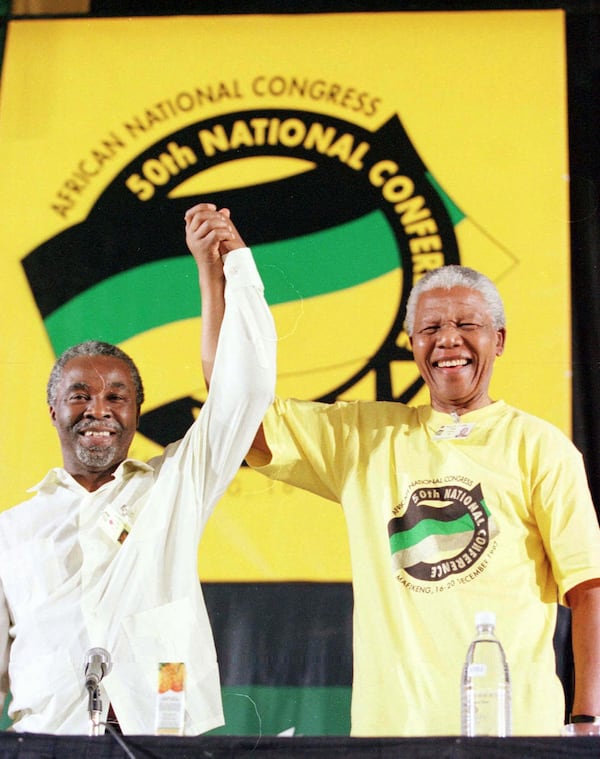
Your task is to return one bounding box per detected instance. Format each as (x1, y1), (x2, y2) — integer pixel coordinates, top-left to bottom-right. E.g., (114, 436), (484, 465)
(76, 442), (118, 470)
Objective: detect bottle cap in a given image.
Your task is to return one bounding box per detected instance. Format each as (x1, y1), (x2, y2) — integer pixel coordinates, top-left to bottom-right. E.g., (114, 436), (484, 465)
(475, 610), (496, 627)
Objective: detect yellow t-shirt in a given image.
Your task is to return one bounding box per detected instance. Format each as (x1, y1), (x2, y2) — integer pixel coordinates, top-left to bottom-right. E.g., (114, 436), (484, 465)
(248, 398), (600, 736)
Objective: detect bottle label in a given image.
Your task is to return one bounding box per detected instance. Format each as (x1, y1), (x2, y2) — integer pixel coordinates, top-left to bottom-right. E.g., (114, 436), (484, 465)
(155, 662), (186, 735)
(467, 663), (487, 677)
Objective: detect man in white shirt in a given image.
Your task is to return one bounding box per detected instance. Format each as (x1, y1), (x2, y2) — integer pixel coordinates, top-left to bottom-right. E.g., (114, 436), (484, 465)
(0, 204), (276, 735)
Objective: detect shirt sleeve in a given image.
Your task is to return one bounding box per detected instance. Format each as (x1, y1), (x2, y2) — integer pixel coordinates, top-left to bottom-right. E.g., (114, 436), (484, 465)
(532, 431), (600, 604)
(246, 396), (345, 503)
(0, 578), (10, 715)
(185, 247), (276, 523)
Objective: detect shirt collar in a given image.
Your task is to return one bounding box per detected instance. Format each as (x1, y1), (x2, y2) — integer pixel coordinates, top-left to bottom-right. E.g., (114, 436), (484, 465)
(418, 399), (506, 430)
(28, 458), (153, 493)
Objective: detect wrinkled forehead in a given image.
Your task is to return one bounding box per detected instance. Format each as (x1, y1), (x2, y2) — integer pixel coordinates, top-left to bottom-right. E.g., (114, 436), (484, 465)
(58, 355), (135, 393)
(415, 286), (491, 321)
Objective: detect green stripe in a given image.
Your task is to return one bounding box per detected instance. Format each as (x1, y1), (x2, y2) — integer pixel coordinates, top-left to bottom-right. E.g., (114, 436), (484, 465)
(0, 686), (350, 735)
(426, 171), (465, 225)
(45, 209), (399, 355)
(389, 513), (474, 554)
(257, 209), (398, 299)
(392, 531), (477, 572)
(0, 694), (10, 731)
(208, 685), (351, 736)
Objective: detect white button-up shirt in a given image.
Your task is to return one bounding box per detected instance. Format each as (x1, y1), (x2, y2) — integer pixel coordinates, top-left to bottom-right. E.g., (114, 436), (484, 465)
(0, 248), (276, 735)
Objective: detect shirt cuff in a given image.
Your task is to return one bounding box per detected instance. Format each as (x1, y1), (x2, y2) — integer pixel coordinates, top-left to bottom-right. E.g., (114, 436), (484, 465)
(222, 247), (264, 290)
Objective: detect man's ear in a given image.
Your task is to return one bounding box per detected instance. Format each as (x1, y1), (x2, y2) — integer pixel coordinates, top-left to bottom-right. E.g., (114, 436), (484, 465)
(49, 405), (57, 425)
(496, 327), (507, 357)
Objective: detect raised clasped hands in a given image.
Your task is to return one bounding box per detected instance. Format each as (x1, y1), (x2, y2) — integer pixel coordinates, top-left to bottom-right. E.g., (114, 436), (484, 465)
(185, 203), (246, 274)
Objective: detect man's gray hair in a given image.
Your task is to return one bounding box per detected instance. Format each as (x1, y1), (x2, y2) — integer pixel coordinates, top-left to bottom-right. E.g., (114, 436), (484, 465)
(404, 265), (506, 337)
(46, 340), (145, 407)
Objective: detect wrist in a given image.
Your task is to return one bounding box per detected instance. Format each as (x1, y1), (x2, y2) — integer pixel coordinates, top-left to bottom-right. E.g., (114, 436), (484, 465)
(570, 714), (600, 724)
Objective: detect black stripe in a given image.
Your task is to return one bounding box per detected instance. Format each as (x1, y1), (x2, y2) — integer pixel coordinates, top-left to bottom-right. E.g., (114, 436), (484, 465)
(203, 582), (353, 687)
(88, 2), (587, 16)
(22, 115), (375, 319)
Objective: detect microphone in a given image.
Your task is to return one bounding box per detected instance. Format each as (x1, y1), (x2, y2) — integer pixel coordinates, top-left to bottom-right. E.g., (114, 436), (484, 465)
(84, 647), (112, 690)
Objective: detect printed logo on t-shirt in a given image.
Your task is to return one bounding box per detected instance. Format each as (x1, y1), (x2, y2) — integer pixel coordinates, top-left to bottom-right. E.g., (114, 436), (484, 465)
(387, 478), (499, 590)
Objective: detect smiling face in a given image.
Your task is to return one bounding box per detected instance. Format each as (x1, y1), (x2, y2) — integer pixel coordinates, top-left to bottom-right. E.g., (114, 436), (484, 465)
(49, 354), (140, 490)
(410, 286), (506, 415)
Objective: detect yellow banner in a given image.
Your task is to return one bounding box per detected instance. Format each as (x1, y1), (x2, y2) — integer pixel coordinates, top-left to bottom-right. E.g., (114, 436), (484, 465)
(0, 11), (569, 581)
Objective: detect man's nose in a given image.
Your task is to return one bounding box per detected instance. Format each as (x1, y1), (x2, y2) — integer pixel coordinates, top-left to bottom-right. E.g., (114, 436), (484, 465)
(436, 323), (463, 345)
(84, 397), (112, 417)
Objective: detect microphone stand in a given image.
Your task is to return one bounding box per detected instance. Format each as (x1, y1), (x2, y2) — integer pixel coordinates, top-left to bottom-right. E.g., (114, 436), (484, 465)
(83, 647), (112, 736)
(87, 682), (103, 736)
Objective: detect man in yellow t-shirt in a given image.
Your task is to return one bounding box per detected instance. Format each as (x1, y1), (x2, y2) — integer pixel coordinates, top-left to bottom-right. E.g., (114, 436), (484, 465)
(243, 263), (600, 737)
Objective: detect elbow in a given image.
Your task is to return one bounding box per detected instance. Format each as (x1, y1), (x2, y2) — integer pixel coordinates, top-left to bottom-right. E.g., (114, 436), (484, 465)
(237, 363), (275, 419)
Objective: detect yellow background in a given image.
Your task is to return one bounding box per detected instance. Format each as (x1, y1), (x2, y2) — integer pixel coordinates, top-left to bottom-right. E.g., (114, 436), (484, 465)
(0, 11), (569, 581)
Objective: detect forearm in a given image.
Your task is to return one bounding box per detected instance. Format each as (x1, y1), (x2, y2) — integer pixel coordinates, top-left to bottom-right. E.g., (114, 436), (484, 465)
(186, 203), (248, 389)
(199, 263), (225, 389)
(568, 580), (600, 717)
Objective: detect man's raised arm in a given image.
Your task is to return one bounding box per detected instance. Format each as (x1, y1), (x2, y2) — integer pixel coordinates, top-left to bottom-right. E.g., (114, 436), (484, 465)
(184, 202), (276, 501)
(185, 203), (244, 388)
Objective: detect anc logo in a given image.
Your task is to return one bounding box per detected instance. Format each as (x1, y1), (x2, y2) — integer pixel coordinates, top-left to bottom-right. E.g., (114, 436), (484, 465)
(22, 108), (461, 446)
(388, 482), (499, 585)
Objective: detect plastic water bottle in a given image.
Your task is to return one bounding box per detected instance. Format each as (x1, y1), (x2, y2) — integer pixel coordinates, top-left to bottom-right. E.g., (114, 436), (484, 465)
(461, 611), (511, 736)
